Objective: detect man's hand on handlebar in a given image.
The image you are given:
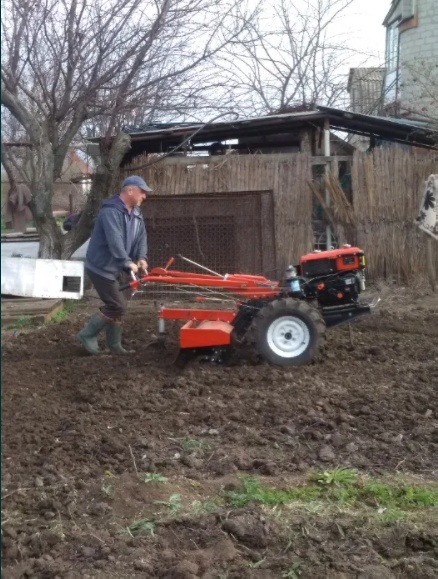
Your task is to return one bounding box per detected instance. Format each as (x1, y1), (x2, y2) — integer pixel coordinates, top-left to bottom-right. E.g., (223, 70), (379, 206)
(137, 259), (148, 274)
(128, 262), (139, 274)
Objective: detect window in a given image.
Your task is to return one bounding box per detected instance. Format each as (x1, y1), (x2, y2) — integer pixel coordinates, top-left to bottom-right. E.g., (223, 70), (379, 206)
(386, 21), (400, 72)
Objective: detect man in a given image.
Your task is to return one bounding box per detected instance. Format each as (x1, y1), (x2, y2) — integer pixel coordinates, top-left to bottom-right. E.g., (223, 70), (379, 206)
(77, 176), (151, 355)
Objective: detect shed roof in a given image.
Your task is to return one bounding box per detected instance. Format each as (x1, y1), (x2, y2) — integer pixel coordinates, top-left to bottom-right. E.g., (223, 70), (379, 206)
(98, 105), (438, 165)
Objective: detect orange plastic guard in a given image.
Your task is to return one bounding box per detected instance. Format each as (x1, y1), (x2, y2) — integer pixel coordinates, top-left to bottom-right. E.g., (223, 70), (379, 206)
(180, 320), (233, 349)
(300, 247), (364, 263)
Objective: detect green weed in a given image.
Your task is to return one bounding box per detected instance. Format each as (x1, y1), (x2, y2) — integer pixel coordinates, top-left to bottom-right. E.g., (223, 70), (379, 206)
(282, 562), (305, 578)
(181, 439), (205, 452)
(49, 300), (76, 323)
(360, 481), (437, 509)
(143, 472), (168, 484)
(7, 315), (33, 330)
(155, 493), (181, 515)
(225, 476), (320, 508)
(313, 467), (358, 487)
(224, 473), (438, 512)
(101, 482), (114, 497)
(247, 557), (266, 569)
(124, 518), (155, 537)
(191, 499), (219, 515)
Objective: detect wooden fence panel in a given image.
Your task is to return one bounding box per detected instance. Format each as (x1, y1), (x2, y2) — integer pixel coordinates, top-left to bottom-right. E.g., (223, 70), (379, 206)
(123, 149), (438, 282)
(123, 154), (314, 274)
(352, 149), (438, 282)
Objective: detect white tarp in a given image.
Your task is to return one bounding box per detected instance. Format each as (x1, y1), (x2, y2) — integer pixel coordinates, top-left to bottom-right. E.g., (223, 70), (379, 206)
(416, 174), (438, 241)
(1, 257), (84, 299)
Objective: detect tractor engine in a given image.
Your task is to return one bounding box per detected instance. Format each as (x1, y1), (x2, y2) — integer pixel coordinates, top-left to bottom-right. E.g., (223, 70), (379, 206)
(285, 246), (366, 307)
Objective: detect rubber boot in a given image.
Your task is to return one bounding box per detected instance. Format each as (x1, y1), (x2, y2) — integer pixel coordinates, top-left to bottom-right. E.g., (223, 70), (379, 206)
(77, 313), (108, 355)
(105, 323), (135, 354)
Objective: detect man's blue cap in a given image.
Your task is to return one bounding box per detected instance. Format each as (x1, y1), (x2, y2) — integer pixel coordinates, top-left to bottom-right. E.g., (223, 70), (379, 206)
(122, 176), (152, 192)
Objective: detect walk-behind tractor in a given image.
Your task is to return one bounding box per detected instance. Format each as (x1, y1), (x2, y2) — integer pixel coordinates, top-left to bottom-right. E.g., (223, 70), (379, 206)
(123, 246), (377, 367)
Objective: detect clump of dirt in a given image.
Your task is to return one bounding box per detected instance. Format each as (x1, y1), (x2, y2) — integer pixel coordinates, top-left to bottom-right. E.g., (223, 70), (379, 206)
(2, 291), (438, 577)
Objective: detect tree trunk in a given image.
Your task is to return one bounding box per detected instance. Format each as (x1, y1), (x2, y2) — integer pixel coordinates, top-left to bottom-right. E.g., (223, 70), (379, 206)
(32, 176), (63, 258)
(27, 143), (64, 259)
(36, 214), (63, 258)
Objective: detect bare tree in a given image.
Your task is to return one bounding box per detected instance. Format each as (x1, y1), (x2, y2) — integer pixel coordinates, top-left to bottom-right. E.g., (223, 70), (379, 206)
(221, 0), (355, 115)
(1, 0), (258, 258)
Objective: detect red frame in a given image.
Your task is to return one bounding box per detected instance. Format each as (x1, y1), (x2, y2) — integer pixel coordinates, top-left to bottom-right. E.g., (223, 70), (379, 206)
(129, 267), (280, 350)
(128, 267), (280, 299)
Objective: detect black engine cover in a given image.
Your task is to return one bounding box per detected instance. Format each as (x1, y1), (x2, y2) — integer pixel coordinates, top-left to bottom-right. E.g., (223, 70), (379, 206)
(307, 273), (360, 306)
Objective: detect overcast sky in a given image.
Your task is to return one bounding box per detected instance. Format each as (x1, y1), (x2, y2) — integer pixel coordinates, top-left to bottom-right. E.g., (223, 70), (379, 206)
(340, 0), (390, 68)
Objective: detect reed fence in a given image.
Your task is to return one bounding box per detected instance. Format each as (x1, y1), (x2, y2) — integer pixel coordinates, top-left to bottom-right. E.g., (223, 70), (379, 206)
(123, 149), (438, 283)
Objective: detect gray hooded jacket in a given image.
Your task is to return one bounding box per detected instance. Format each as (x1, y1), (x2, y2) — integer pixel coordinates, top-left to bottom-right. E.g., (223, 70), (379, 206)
(85, 194), (147, 280)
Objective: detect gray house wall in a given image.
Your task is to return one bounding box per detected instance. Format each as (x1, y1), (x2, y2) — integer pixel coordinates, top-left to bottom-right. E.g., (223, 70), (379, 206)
(383, 0), (438, 121)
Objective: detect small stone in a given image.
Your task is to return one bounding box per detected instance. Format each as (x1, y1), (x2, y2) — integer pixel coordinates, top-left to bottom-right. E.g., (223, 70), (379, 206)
(280, 425), (296, 436)
(161, 549), (176, 562)
(318, 445), (335, 462)
(252, 459), (277, 475)
(425, 409), (433, 418)
(367, 347), (380, 357)
(222, 515), (269, 548)
(133, 560), (153, 572)
(345, 442), (358, 453)
(222, 478), (240, 492)
(2, 526), (18, 540)
(296, 462), (309, 472)
(41, 530), (62, 547)
(89, 502), (112, 516)
(168, 560), (199, 576)
(354, 455), (370, 467)
(81, 546), (96, 558)
(331, 432), (344, 447)
(181, 455), (202, 469)
(35, 476), (44, 488)
(210, 538), (238, 562)
(44, 511), (56, 520)
(208, 428), (219, 435)
(311, 430), (324, 440)
(393, 433), (403, 444)
(380, 431), (397, 443)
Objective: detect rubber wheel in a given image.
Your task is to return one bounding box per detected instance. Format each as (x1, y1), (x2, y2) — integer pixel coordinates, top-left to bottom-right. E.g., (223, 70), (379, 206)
(250, 298), (326, 366)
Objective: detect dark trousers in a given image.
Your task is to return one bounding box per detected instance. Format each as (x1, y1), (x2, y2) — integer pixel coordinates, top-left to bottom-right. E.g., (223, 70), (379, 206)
(86, 268), (127, 321)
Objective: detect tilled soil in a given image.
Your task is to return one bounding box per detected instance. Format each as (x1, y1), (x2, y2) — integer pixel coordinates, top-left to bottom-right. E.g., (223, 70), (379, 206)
(2, 289), (438, 578)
